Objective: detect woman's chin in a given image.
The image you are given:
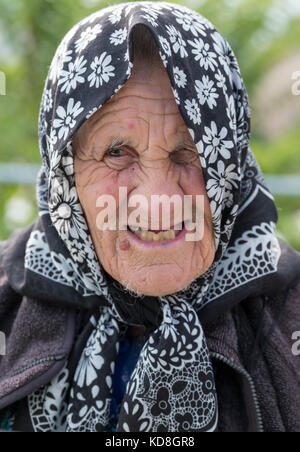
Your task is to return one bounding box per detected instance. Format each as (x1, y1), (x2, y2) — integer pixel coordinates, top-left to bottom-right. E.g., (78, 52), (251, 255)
(121, 266), (193, 297)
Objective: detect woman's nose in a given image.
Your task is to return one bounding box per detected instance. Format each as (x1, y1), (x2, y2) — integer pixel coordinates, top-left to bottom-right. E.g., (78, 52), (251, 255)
(129, 167), (185, 229)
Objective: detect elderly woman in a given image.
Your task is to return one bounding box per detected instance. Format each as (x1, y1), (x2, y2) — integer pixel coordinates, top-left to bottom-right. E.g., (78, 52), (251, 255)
(0, 1), (299, 433)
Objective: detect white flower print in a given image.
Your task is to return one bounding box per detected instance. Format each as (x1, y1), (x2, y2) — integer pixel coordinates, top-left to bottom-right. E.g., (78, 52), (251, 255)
(140, 3), (165, 16)
(207, 161), (239, 204)
(67, 239), (87, 264)
(211, 32), (229, 58)
(49, 47), (73, 83)
(226, 94), (237, 131)
(86, 107), (98, 119)
(202, 121), (234, 164)
(46, 129), (58, 153)
(159, 51), (168, 68)
(178, 5), (215, 30)
(232, 68), (243, 91)
(53, 98), (84, 141)
(144, 336), (171, 370)
(114, 84), (124, 95)
(124, 49), (130, 62)
(43, 89), (53, 113)
(185, 99), (201, 125)
(108, 6), (123, 24)
(75, 24), (102, 53)
(50, 148), (61, 173)
(172, 88), (180, 105)
(195, 75), (219, 110)
(126, 60), (133, 77)
(141, 7), (159, 27)
(158, 35), (172, 56)
(51, 175), (87, 241)
(88, 52), (115, 88)
(92, 311), (118, 346)
(215, 70), (227, 93)
(166, 25), (188, 58)
(194, 139), (206, 169)
(172, 9), (207, 37)
(142, 13), (158, 27)
(224, 191), (234, 209)
(173, 66), (187, 88)
(74, 331), (104, 388)
(62, 156), (74, 177)
(159, 305), (180, 342)
(211, 32), (237, 77)
(188, 38), (218, 71)
(124, 3), (138, 16)
(69, 240), (99, 264)
(228, 204), (239, 220)
(188, 128), (206, 168)
(110, 27), (127, 46)
(58, 55), (87, 94)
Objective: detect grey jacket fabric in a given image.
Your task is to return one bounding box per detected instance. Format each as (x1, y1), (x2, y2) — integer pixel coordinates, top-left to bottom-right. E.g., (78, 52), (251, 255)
(0, 223), (300, 432)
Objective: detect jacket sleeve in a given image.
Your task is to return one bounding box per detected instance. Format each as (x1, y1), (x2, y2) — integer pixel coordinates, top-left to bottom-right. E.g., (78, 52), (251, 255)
(253, 282), (300, 432)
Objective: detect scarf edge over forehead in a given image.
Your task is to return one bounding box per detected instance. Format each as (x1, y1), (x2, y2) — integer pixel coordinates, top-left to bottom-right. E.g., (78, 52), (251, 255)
(0, 1), (287, 433)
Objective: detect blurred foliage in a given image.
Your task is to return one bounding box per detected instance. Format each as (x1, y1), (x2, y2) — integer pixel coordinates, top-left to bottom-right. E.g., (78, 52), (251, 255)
(0, 0), (299, 250)
(251, 126), (300, 174)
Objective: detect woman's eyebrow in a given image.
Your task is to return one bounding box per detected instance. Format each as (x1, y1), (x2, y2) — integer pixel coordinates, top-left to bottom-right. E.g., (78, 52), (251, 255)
(91, 135), (196, 156)
(173, 137), (197, 151)
(107, 137), (133, 149)
(89, 137), (133, 156)
(107, 136), (196, 150)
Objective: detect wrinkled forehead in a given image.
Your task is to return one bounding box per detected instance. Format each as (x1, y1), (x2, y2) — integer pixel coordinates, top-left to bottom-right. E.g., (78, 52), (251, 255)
(74, 61), (188, 140)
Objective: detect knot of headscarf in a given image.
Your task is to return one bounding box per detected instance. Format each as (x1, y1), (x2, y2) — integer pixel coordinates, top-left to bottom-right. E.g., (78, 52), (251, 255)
(107, 279), (163, 329)
(66, 297), (218, 432)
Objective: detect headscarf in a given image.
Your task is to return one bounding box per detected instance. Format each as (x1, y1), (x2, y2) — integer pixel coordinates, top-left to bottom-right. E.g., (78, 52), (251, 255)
(24, 1), (280, 432)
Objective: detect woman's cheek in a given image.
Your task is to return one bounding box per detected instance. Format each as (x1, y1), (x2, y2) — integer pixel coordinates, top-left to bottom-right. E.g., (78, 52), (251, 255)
(179, 165), (207, 196)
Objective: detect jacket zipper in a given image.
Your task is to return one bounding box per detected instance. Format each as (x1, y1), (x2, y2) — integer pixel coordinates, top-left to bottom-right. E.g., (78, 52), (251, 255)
(10, 355), (66, 378)
(211, 351), (264, 433)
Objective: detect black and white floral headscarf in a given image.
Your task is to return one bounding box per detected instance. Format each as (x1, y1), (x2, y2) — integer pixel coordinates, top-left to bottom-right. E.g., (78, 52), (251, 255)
(25, 1), (281, 432)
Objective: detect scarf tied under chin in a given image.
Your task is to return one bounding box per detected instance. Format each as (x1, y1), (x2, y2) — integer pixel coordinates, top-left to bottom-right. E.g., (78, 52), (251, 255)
(66, 293), (218, 432)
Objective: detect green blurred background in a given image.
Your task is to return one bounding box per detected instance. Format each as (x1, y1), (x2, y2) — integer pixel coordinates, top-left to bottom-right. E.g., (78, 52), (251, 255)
(0, 0), (299, 249)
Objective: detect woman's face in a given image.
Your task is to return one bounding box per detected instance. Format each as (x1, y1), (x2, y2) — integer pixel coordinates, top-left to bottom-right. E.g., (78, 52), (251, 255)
(73, 59), (215, 296)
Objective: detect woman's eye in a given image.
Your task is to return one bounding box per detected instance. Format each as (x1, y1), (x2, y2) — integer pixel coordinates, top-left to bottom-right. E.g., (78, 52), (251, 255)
(103, 147), (137, 170)
(170, 149), (198, 165)
(106, 148), (127, 158)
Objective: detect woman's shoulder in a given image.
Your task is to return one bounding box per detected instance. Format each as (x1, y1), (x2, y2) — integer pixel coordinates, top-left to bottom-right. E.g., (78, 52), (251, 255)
(0, 222), (36, 286)
(0, 246), (22, 305)
(0, 225), (35, 312)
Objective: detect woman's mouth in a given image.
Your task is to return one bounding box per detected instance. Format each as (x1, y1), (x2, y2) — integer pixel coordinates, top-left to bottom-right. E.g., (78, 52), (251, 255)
(126, 222), (188, 246)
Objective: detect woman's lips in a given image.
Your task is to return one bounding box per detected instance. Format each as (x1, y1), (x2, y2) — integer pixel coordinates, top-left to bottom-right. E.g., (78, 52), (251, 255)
(126, 225), (188, 247)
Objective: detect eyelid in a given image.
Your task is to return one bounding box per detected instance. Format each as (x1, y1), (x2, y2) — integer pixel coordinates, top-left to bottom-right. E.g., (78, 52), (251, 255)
(105, 146), (137, 158)
(170, 148), (198, 164)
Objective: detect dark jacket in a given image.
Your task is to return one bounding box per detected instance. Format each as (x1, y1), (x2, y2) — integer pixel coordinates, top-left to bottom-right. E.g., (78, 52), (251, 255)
(0, 224), (300, 432)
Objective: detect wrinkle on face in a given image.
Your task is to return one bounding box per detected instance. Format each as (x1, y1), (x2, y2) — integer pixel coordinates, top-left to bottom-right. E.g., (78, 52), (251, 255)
(73, 58), (216, 296)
